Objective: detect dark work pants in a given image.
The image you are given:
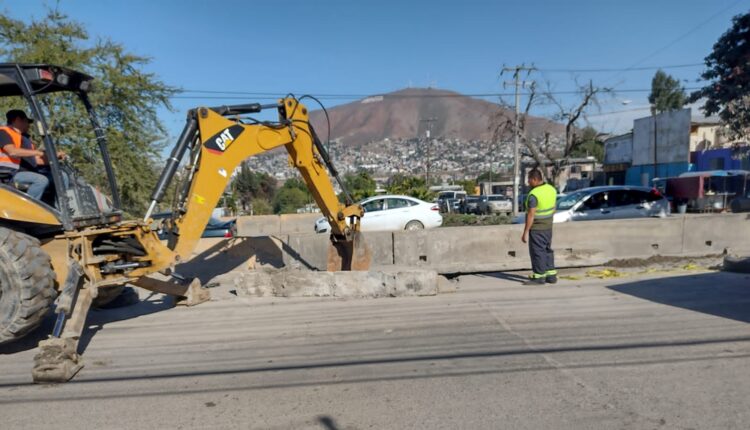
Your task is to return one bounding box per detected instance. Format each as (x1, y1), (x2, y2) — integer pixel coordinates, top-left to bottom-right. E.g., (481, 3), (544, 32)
(529, 229), (555, 277)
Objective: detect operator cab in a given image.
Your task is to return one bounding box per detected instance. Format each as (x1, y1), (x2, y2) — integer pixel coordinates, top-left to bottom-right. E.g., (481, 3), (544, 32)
(0, 63), (122, 230)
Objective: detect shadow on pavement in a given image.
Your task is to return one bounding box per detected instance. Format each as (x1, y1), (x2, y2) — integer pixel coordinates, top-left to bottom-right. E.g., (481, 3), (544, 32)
(608, 272), (750, 323)
(4, 333), (749, 391)
(317, 416), (341, 430)
(2, 237), (299, 356)
(477, 272), (529, 283)
(0, 292), (171, 356)
(2, 337), (749, 400)
(77, 292), (173, 352)
(175, 237), (285, 284)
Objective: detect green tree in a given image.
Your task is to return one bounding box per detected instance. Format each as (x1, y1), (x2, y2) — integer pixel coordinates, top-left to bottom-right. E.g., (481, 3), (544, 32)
(273, 187), (307, 214)
(220, 192), (238, 216)
(342, 171), (376, 202)
(569, 126), (604, 162)
(691, 11), (750, 139)
(232, 162), (277, 211)
(455, 179), (477, 194)
(272, 177), (310, 213)
(648, 70), (686, 114)
(251, 198), (273, 215)
(281, 177), (308, 192)
(476, 171), (495, 183)
(0, 9), (176, 215)
(386, 174), (434, 201)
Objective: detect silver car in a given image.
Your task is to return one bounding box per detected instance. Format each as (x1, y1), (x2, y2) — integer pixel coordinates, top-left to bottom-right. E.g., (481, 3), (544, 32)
(477, 194), (512, 215)
(515, 186), (670, 223)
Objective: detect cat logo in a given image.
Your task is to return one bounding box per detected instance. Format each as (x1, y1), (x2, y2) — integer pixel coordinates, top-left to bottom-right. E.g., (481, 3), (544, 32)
(214, 128), (234, 151)
(204, 125), (244, 154)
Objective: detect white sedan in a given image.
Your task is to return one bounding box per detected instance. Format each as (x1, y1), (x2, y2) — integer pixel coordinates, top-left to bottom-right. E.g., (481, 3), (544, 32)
(314, 195), (443, 233)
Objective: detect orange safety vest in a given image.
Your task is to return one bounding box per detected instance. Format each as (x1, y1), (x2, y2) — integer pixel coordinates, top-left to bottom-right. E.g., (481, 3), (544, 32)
(0, 126), (22, 170)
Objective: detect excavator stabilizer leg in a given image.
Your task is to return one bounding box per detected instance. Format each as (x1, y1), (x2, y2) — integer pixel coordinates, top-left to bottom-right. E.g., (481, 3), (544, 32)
(327, 231), (372, 271)
(32, 285), (93, 383)
(32, 337), (84, 383)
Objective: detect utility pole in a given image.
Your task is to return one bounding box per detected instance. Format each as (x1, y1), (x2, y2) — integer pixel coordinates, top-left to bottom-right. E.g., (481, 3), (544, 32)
(502, 64), (535, 216)
(653, 112), (658, 185)
(419, 117), (437, 185)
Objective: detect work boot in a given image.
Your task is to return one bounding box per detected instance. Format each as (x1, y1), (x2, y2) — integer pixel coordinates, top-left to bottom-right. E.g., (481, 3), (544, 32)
(545, 275), (558, 284)
(522, 277), (545, 286)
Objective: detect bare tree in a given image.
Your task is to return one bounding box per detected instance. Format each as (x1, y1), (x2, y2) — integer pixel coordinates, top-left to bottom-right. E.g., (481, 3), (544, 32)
(490, 84), (549, 178)
(489, 79), (610, 187)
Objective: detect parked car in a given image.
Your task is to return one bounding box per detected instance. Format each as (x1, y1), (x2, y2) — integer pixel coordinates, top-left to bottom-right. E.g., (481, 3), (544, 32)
(314, 195), (443, 233)
(152, 213), (237, 239)
(201, 217), (238, 238)
(436, 190), (467, 213)
(513, 186), (670, 223)
(477, 194), (512, 215)
(461, 195), (482, 214)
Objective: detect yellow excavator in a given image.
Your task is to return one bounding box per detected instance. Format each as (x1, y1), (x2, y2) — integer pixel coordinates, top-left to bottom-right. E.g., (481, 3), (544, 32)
(0, 63), (370, 382)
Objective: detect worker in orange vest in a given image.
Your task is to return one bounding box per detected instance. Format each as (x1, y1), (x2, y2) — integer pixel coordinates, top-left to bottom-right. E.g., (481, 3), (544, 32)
(0, 110), (64, 200)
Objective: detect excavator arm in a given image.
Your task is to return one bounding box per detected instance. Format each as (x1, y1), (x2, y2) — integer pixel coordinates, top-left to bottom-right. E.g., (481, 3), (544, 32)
(145, 97), (371, 271)
(31, 97), (371, 384)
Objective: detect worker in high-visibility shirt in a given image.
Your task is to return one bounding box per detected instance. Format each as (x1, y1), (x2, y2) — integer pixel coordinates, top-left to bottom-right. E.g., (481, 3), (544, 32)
(0, 109), (66, 201)
(0, 110), (49, 199)
(521, 169), (558, 285)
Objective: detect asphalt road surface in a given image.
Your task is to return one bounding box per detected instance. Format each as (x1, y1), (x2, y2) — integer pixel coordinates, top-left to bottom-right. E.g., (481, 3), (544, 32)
(1, 269), (749, 429)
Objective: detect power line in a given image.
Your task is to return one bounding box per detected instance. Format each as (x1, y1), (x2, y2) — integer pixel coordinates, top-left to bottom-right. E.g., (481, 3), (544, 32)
(604, 0), (745, 84)
(174, 57), (711, 99)
(539, 63), (703, 73)
(170, 86), (703, 101)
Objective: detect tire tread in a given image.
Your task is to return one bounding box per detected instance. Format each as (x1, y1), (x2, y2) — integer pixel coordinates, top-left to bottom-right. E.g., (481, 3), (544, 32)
(0, 228), (56, 345)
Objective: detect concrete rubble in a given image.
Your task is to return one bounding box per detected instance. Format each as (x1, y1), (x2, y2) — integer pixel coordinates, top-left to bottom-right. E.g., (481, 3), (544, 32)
(229, 267), (441, 298)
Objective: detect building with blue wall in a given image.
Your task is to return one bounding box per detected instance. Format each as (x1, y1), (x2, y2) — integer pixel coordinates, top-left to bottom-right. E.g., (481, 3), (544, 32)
(604, 109), (748, 187)
(691, 147), (750, 172)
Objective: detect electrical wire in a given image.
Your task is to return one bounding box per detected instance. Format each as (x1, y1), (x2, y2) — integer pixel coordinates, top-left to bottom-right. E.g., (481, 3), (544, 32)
(174, 59), (711, 98)
(603, 0), (745, 85)
(298, 94), (332, 151)
(170, 86), (703, 101)
(538, 63), (704, 73)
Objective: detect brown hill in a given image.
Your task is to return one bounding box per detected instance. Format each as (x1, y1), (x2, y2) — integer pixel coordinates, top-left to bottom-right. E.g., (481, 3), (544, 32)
(309, 87), (563, 145)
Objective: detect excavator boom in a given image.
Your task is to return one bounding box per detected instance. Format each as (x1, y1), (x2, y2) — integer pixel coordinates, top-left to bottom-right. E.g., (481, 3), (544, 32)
(147, 97), (371, 271)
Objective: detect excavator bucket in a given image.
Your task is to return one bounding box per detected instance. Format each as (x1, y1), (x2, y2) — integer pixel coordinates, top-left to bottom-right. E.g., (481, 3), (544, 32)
(327, 231), (372, 271)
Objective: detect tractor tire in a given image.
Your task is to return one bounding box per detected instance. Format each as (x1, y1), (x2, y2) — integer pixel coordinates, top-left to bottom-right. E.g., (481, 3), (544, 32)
(0, 227), (56, 345)
(94, 285), (140, 309)
(92, 285), (125, 308)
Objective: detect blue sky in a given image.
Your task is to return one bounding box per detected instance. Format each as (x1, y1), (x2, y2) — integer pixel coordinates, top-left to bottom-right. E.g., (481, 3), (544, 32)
(3, 0), (748, 137)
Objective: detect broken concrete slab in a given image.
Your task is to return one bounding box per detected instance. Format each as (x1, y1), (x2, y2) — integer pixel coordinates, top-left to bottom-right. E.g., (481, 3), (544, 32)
(233, 268), (439, 298)
(437, 275), (460, 294)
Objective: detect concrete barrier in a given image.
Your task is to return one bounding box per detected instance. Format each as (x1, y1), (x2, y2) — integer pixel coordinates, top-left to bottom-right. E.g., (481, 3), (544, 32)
(681, 213), (750, 255)
(553, 216), (684, 266)
(236, 215), (280, 237)
(283, 231), (395, 270)
(279, 213), (321, 235)
(236, 213), (320, 237)
(225, 214), (750, 275)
